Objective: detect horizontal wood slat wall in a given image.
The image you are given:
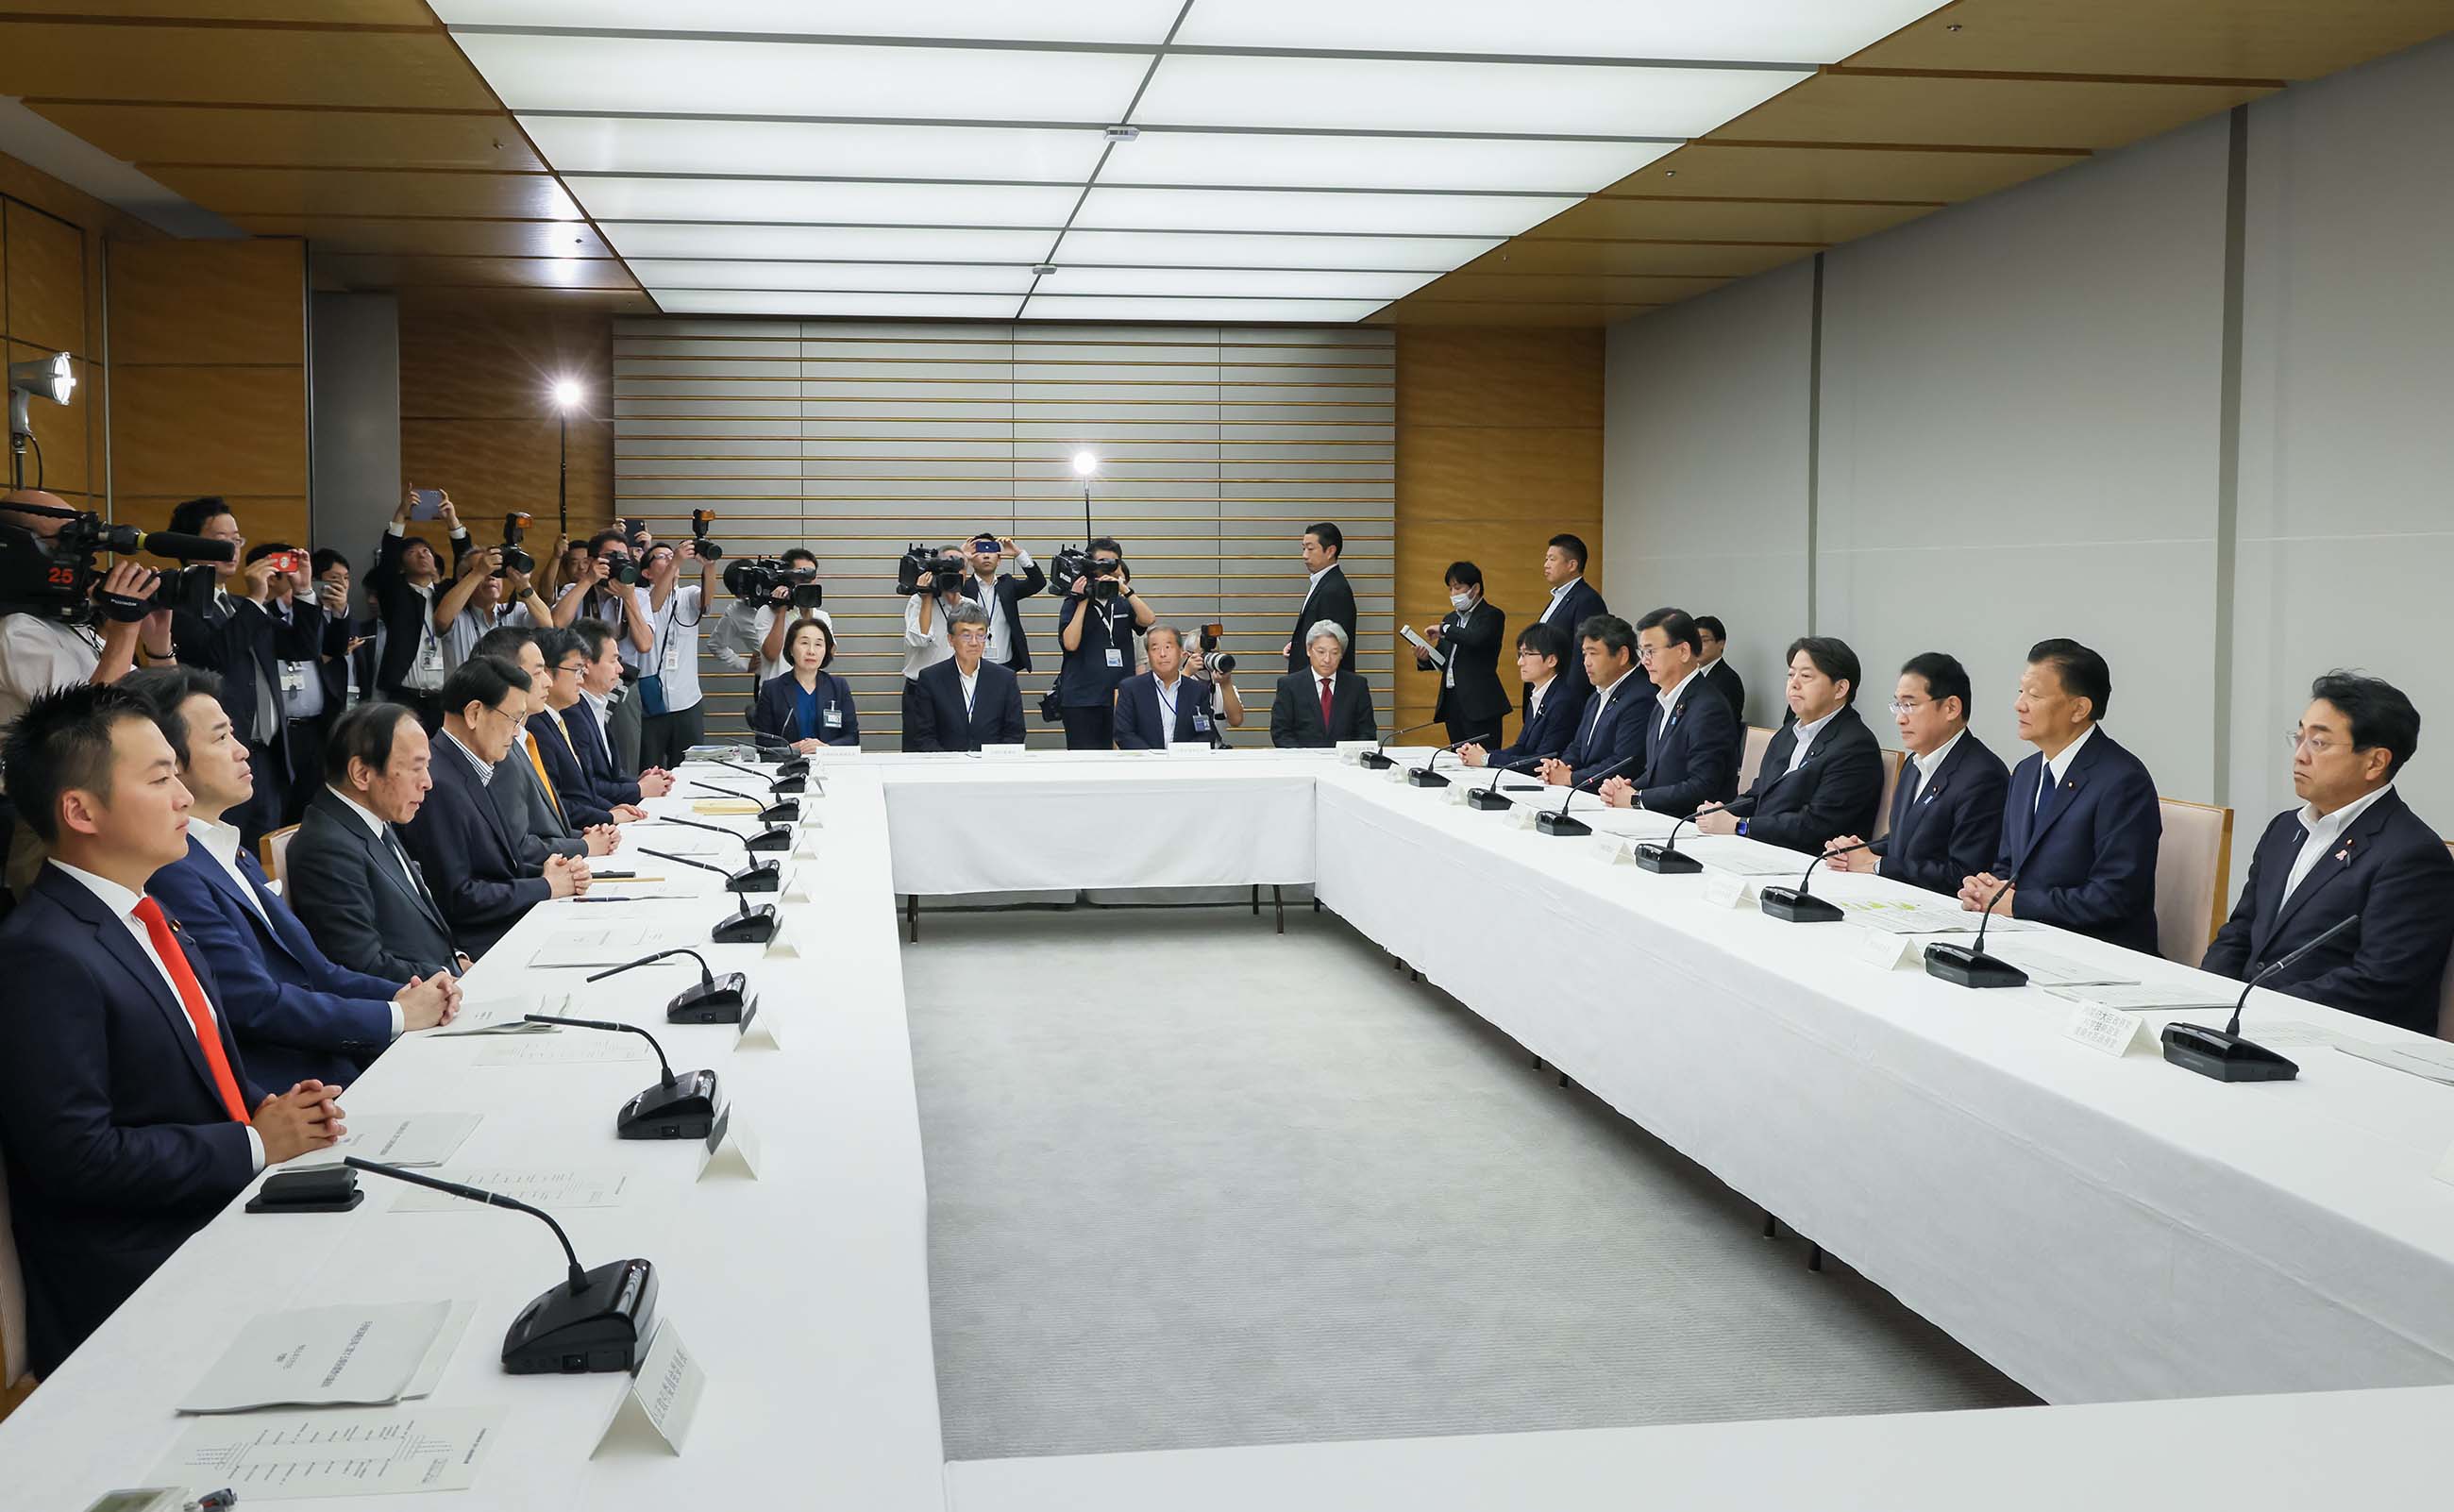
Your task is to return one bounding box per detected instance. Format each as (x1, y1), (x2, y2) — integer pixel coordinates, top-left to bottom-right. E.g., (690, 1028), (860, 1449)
(397, 303), (614, 560)
(614, 319), (1396, 748)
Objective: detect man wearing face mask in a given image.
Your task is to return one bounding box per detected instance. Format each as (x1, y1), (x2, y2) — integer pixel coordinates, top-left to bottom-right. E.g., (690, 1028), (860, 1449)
(1412, 560), (1509, 748)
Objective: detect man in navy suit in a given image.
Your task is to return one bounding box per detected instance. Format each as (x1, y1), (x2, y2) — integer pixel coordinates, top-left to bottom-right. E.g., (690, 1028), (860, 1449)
(559, 618), (673, 815)
(1827, 652), (2009, 897)
(1115, 625), (1245, 749)
(2203, 672), (2454, 1034)
(0, 683), (344, 1377)
(909, 602), (1027, 751)
(1961, 639), (2161, 954)
(1690, 635), (1883, 852)
(1459, 622), (1587, 775)
(399, 657), (587, 958)
(1527, 533), (1607, 709)
(1538, 614), (1651, 789)
(1694, 614), (1747, 727)
(128, 667), (460, 1088)
(530, 626), (638, 829)
(1603, 608), (1741, 815)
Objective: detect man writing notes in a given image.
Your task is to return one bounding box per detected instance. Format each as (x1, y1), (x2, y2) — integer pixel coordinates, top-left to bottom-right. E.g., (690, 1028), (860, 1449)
(1537, 615), (1650, 789)
(1272, 622), (1376, 748)
(1457, 622), (1587, 772)
(0, 684), (344, 1377)
(1959, 639), (2161, 954)
(909, 602), (1026, 752)
(1529, 534), (1606, 709)
(1600, 608), (1740, 815)
(2202, 672), (2454, 1033)
(1689, 636), (1882, 851)
(1413, 561), (1509, 749)
(1283, 522), (1358, 674)
(1826, 653), (2009, 897)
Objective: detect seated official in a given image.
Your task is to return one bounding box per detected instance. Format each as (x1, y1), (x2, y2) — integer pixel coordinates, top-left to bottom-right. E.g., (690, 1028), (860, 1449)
(400, 657), (589, 958)
(1538, 614), (1652, 789)
(1601, 608), (1741, 815)
(2202, 672), (2454, 1034)
(750, 618), (861, 751)
(0, 685), (344, 1377)
(1115, 624), (1245, 749)
(530, 626), (645, 828)
(1690, 636), (1882, 851)
(1459, 621), (1587, 773)
(1415, 561), (1510, 748)
(1271, 621), (1377, 748)
(471, 626), (614, 866)
(289, 702), (468, 982)
(128, 667), (460, 1089)
(1828, 652), (2009, 897)
(908, 603), (1027, 751)
(565, 616), (674, 808)
(1959, 639), (2161, 954)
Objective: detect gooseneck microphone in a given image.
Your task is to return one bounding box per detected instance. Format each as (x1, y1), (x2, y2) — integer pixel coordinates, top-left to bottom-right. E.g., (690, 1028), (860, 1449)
(1536, 752), (1641, 836)
(714, 756), (803, 796)
(1466, 754), (1544, 812)
(345, 1157), (657, 1374)
(1634, 798), (1742, 875)
(1407, 731), (1494, 789)
(2161, 913), (2361, 1083)
(1924, 876), (2028, 987)
(588, 945), (749, 1024)
(689, 781), (798, 824)
(526, 1014), (722, 1138)
(657, 811), (789, 855)
(744, 731), (814, 782)
(637, 845), (778, 893)
(1360, 718), (1444, 770)
(1757, 837), (1884, 923)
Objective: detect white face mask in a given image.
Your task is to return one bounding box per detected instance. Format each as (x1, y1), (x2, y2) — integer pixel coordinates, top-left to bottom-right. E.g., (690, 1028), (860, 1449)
(1449, 591), (1473, 612)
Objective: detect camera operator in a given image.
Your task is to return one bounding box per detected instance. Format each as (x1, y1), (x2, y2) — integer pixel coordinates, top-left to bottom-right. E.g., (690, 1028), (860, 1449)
(550, 528), (655, 774)
(431, 536), (551, 671)
(962, 531), (1044, 672)
(369, 488), (474, 731)
(1114, 624), (1245, 749)
(899, 546), (969, 750)
(628, 536), (719, 768)
(1054, 537), (1155, 750)
(712, 546), (832, 683)
(165, 498), (300, 848)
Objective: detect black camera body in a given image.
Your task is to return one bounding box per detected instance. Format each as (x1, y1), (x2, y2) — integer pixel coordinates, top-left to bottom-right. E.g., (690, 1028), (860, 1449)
(598, 551), (639, 586)
(690, 509), (724, 562)
(1051, 546), (1125, 600)
(495, 512), (535, 578)
(897, 544), (966, 596)
(724, 558), (824, 610)
(1199, 624), (1235, 677)
(0, 499), (236, 624)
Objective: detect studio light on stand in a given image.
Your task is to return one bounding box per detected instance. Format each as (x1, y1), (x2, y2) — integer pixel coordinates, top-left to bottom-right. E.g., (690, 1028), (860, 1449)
(8, 351), (74, 491)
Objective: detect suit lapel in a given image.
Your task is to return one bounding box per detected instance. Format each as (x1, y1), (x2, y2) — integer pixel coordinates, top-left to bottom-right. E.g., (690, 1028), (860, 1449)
(2264, 793), (2396, 948)
(2016, 734), (2100, 872)
(49, 874), (222, 1100)
(333, 794), (448, 932)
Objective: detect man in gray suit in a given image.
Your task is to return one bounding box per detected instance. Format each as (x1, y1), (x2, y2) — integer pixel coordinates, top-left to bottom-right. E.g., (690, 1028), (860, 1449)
(286, 701), (467, 983)
(468, 626), (614, 866)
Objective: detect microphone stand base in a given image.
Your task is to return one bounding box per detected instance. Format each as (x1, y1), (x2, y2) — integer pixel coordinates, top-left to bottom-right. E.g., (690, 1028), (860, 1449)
(1534, 812), (1591, 837)
(1922, 943), (2029, 988)
(731, 864), (782, 893)
(617, 1067), (722, 1139)
(2159, 1024), (2300, 1082)
(1757, 887), (1844, 923)
(1404, 768), (1452, 788)
(503, 1256), (658, 1374)
(1356, 751), (1397, 770)
(758, 801), (800, 825)
(666, 972), (749, 1024)
(1465, 787), (1514, 811)
(766, 775), (806, 795)
(1632, 844), (1703, 874)
(712, 905), (779, 945)
(743, 829), (790, 852)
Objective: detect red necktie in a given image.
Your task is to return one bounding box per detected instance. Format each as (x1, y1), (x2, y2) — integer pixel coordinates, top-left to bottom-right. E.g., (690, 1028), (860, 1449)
(133, 896), (252, 1125)
(1319, 676), (1335, 731)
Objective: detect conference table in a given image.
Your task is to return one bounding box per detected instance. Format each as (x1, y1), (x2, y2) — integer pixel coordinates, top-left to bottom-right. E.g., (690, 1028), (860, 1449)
(4, 748), (2449, 1511)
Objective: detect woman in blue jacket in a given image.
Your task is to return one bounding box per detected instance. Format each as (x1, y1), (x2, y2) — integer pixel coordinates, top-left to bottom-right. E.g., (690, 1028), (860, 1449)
(749, 617), (860, 749)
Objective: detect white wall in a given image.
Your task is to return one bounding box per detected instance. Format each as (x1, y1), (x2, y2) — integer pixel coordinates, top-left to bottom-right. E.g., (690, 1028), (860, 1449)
(1604, 31), (2454, 871)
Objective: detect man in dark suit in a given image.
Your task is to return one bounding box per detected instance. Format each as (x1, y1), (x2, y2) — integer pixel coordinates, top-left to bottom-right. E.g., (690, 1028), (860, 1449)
(1283, 521), (1358, 675)
(311, 547), (379, 719)
(1828, 652), (2009, 898)
(366, 490), (474, 730)
(1413, 560), (1510, 748)
(1690, 636), (1883, 853)
(961, 531), (1047, 674)
(530, 625), (633, 828)
(909, 601), (1027, 751)
(164, 498), (300, 848)
(286, 702), (467, 983)
(1694, 614), (1747, 728)
(1603, 608), (1741, 816)
(250, 542), (344, 826)
(400, 657), (587, 958)
(125, 666), (459, 1089)
(0, 683), (344, 1376)
(470, 627), (612, 866)
(1527, 533), (1607, 709)
(2203, 672), (2454, 1034)
(1961, 639), (2161, 955)
(1115, 624), (1245, 749)
(1271, 621), (1377, 748)
(1537, 614), (1651, 790)
(560, 617), (674, 813)
(1459, 622), (1587, 775)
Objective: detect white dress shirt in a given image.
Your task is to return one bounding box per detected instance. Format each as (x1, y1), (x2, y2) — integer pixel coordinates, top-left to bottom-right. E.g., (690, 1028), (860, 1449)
(2281, 782), (2395, 905)
(0, 613), (103, 742)
(1539, 577), (1586, 625)
(1911, 728), (1968, 803)
(1784, 707), (1840, 775)
(2035, 723), (2098, 808)
(578, 687), (618, 764)
(957, 664), (980, 721)
(442, 730), (496, 785)
(973, 553), (1033, 666)
(902, 593), (958, 680)
(51, 860), (265, 1171)
(1655, 664), (1706, 736)
(1525, 676), (1553, 727)
(1151, 671), (1189, 748)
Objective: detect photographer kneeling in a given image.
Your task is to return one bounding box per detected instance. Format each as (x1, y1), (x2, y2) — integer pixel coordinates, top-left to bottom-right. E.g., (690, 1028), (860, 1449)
(1114, 624), (1244, 749)
(1054, 537), (1155, 750)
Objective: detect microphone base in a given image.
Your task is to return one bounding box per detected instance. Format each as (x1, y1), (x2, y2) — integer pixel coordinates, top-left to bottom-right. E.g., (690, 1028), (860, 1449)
(742, 829), (790, 853)
(617, 1067), (722, 1139)
(1923, 942), (2029, 989)
(1757, 886), (1844, 924)
(503, 1256), (658, 1375)
(766, 775), (807, 795)
(665, 972), (749, 1024)
(1632, 844), (1703, 875)
(2159, 1023), (2300, 1083)
(758, 801), (800, 825)
(712, 904), (779, 945)
(731, 863), (782, 893)
(1465, 787), (1514, 811)
(769, 758), (810, 780)
(1534, 811), (1591, 837)
(1404, 767), (1452, 788)
(1356, 750), (1397, 770)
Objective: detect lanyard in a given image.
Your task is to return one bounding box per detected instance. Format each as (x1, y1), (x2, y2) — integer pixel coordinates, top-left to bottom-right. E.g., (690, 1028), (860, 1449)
(1155, 678), (1180, 733)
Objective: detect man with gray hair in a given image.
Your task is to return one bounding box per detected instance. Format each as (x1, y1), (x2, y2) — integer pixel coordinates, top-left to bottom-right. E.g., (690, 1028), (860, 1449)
(1271, 619), (1376, 748)
(1115, 624), (1246, 749)
(907, 599), (1025, 751)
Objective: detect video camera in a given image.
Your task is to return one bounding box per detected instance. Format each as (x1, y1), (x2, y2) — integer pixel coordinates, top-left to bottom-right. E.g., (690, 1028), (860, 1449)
(0, 497), (237, 625)
(1051, 546), (1126, 600)
(494, 512), (535, 578)
(724, 557), (824, 611)
(896, 544), (966, 596)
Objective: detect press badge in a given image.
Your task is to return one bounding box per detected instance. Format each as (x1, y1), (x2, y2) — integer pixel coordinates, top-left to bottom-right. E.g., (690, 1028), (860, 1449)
(279, 662), (309, 695)
(1192, 713), (1212, 732)
(664, 647), (681, 673)
(1105, 647), (1124, 668)
(823, 707), (844, 729)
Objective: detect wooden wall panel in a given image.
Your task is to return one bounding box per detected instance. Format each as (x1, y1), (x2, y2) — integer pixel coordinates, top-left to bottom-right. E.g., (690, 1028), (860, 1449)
(1393, 329), (1605, 738)
(398, 304), (615, 545)
(2, 201), (84, 356)
(111, 368), (308, 496)
(109, 240), (309, 365)
(1, 149), (141, 512)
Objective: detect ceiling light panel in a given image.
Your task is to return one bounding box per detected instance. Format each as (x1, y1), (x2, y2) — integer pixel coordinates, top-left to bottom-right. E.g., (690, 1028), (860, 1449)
(454, 34), (1151, 121)
(523, 118), (1106, 182)
(437, 0), (1185, 43)
(568, 176), (1080, 227)
(602, 224), (1061, 261)
(1034, 267), (1437, 299)
(1102, 130), (1671, 194)
(1055, 229), (1500, 272)
(1019, 295), (1387, 323)
(1169, 0), (1949, 64)
(630, 260), (1035, 294)
(652, 290), (1024, 317)
(1134, 55), (1807, 138)
(1075, 187), (1576, 238)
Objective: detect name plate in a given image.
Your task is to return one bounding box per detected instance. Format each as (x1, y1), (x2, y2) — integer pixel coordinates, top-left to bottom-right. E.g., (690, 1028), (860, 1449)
(2063, 1001), (2148, 1058)
(979, 742), (1028, 762)
(763, 928), (801, 961)
(592, 1318), (705, 1458)
(1850, 927), (1922, 970)
(797, 807), (825, 830)
(1382, 764), (1412, 784)
(1511, 805), (1543, 830)
(1699, 870), (1753, 909)
(735, 1000), (782, 1052)
(698, 1106), (765, 1182)
(792, 832), (822, 860)
(1593, 832), (1637, 864)
(1336, 740), (1377, 764)
(780, 869), (814, 903)
(1446, 781), (1478, 806)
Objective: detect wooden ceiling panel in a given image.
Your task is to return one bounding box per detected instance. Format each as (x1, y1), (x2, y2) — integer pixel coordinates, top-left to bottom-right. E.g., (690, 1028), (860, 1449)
(5, 2), (429, 18)
(0, 24), (496, 110)
(395, 286), (661, 316)
(236, 216), (614, 260)
(1605, 141), (2085, 203)
(1710, 74), (2276, 150)
(1848, 0), (2454, 82)
(316, 254), (640, 292)
(1411, 273), (1732, 305)
(1453, 241), (1815, 278)
(144, 166), (580, 220)
(29, 104), (545, 174)
(1370, 302), (1664, 328)
(1530, 197), (1934, 244)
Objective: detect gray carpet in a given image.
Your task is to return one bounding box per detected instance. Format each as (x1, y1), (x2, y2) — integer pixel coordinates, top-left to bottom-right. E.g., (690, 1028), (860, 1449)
(906, 906), (2034, 1461)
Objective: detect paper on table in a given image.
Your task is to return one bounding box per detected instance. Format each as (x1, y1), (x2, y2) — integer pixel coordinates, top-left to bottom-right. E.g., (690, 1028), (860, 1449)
(692, 799), (762, 816)
(583, 880), (698, 899)
(177, 1301), (455, 1413)
(528, 920), (705, 967)
(402, 1300), (477, 1400)
(1839, 898), (2041, 935)
(474, 1033), (655, 1069)
(2044, 983), (2241, 1012)
(429, 992), (567, 1036)
(2336, 1039), (2454, 1085)
(1683, 836), (1815, 877)
(1981, 943), (2143, 987)
(292, 1112), (480, 1169)
(630, 825), (730, 856)
(149, 1405), (499, 1499)
(390, 1167), (633, 1213)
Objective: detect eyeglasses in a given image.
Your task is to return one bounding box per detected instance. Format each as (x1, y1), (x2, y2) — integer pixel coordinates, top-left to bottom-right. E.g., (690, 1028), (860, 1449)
(2286, 730), (2348, 757)
(479, 702), (523, 729)
(1636, 644), (1664, 664)
(555, 661), (585, 676)
(1889, 697), (1930, 715)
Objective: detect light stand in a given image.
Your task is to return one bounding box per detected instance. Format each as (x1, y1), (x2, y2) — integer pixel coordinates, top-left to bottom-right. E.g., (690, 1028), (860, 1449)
(553, 378), (583, 537)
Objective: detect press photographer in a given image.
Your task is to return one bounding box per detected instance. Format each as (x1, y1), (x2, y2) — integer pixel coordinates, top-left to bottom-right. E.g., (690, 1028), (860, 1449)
(165, 497), (309, 847)
(370, 487), (475, 730)
(712, 546), (830, 686)
(962, 531), (1044, 671)
(1052, 536), (1155, 749)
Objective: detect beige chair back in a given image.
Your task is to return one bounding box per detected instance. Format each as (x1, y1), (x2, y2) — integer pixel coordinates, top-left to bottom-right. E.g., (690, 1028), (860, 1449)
(2156, 797), (2233, 966)
(261, 824), (300, 888)
(2437, 844), (2454, 1040)
(1872, 748), (1907, 840)
(1737, 726), (1777, 791)
(0, 1155), (24, 1390)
